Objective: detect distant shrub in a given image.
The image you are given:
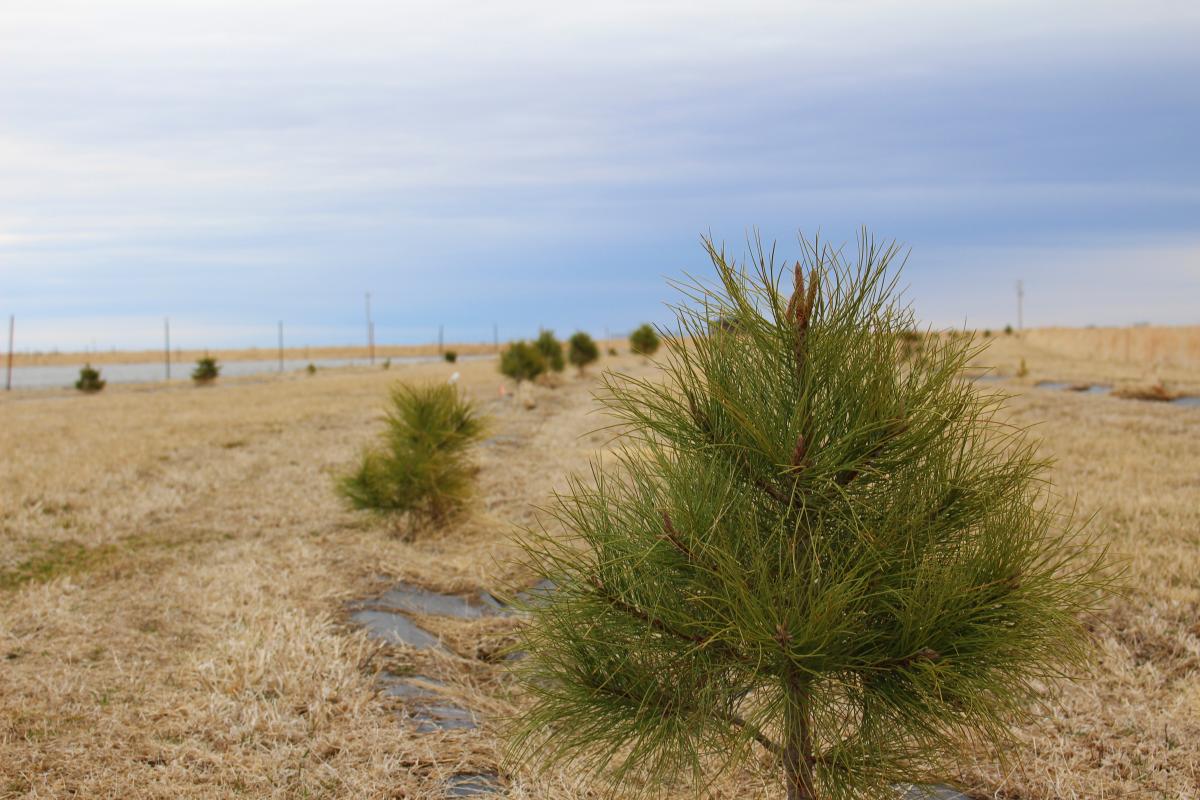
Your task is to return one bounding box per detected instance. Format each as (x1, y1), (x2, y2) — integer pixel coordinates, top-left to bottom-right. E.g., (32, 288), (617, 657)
(306, 363), (317, 376)
(75, 364), (106, 393)
(1016, 357), (1029, 378)
(535, 330), (565, 372)
(444, 350), (458, 363)
(192, 357), (220, 384)
(983, 329), (992, 338)
(629, 323), (660, 356)
(567, 332), (599, 375)
(381, 357), (391, 370)
(1004, 324), (1014, 336)
(500, 340), (547, 383)
(338, 383), (486, 526)
(607, 347), (618, 357)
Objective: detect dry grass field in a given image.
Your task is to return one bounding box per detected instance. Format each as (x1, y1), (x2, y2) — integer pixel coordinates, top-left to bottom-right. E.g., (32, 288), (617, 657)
(970, 328), (1200, 396)
(1, 338), (1198, 799)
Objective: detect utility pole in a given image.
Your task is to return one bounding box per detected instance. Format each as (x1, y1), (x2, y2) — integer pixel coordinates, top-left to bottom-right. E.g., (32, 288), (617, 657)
(438, 324), (444, 355)
(164, 317), (171, 380)
(5, 315), (13, 391)
(277, 321), (284, 373)
(365, 292), (375, 364)
(1016, 280), (1024, 334)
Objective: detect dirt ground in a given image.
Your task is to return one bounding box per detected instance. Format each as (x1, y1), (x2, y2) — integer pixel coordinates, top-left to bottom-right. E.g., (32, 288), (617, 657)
(1, 341), (1197, 799)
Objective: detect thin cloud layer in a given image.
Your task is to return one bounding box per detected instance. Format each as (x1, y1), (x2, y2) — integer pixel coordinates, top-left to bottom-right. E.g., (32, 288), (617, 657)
(1, 1), (1198, 349)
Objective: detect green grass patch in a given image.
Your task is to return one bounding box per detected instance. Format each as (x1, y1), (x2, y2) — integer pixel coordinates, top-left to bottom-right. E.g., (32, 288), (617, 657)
(0, 540), (124, 591)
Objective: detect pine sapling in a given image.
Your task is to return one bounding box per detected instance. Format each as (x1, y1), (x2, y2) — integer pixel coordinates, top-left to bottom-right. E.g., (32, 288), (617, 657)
(338, 382), (486, 527)
(192, 356), (220, 384)
(568, 331), (600, 375)
(501, 340), (548, 384)
(629, 323), (660, 356)
(536, 330), (566, 373)
(75, 363), (106, 393)
(510, 232), (1110, 799)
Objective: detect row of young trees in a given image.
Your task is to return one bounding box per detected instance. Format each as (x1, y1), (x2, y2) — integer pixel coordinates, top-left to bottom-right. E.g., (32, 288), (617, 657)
(334, 232), (1109, 800)
(500, 326), (661, 384)
(72, 356), (220, 392)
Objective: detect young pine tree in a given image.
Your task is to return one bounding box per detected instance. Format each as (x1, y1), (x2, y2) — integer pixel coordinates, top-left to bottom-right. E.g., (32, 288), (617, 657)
(629, 323), (660, 356)
(338, 382), (485, 527)
(536, 329), (566, 372)
(500, 340), (548, 384)
(511, 233), (1109, 799)
(568, 331), (600, 375)
(192, 356), (220, 384)
(75, 363), (106, 393)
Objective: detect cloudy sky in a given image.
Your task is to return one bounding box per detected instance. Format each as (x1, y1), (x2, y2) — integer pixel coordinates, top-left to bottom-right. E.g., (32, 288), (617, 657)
(2, 0), (1198, 351)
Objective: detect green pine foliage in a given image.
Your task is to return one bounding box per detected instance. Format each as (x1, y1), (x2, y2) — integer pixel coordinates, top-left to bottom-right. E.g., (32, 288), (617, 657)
(306, 363), (317, 375)
(337, 382), (486, 526)
(510, 232), (1110, 799)
(629, 323), (660, 356)
(568, 332), (600, 375)
(500, 340), (547, 383)
(192, 356), (220, 384)
(75, 364), (106, 393)
(536, 330), (566, 372)
(444, 350), (458, 363)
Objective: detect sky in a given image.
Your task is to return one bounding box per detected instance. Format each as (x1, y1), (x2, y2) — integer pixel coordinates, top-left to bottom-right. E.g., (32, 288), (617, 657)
(2, 0), (1198, 351)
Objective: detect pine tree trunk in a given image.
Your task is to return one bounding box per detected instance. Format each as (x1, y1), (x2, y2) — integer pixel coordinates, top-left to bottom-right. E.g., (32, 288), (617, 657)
(784, 682), (818, 800)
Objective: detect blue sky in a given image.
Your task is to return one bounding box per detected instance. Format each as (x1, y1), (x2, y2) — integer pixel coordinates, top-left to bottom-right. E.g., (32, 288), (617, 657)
(2, 0), (1198, 351)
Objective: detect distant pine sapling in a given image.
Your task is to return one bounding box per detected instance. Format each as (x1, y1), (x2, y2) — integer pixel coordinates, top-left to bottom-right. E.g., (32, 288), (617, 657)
(338, 382), (486, 527)
(629, 322), (660, 356)
(192, 356), (220, 384)
(500, 340), (547, 384)
(536, 330), (566, 373)
(568, 331), (600, 375)
(444, 350), (459, 363)
(511, 232), (1110, 799)
(75, 363), (106, 393)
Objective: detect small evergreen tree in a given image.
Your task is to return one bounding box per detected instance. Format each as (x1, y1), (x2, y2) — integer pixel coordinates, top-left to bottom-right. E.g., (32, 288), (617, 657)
(608, 347), (619, 357)
(500, 340), (547, 384)
(192, 356), (220, 384)
(629, 323), (660, 356)
(338, 382), (486, 526)
(382, 357), (392, 370)
(444, 350), (458, 363)
(568, 332), (600, 375)
(306, 363), (317, 376)
(75, 363), (106, 393)
(1004, 324), (1014, 336)
(535, 330), (566, 372)
(511, 233), (1109, 799)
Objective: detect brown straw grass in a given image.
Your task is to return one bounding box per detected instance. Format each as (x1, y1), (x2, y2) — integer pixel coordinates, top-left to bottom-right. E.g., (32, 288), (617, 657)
(2, 341), (1198, 798)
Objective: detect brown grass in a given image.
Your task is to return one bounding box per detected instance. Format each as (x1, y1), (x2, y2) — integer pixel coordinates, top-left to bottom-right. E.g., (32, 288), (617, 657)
(1022, 326), (1200, 371)
(1, 343), (1197, 798)
(970, 329), (1200, 396)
